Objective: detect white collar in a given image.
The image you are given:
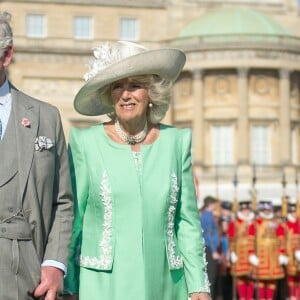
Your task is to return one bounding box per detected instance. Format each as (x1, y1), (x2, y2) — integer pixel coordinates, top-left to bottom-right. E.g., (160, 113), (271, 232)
(287, 213), (296, 222)
(259, 211), (274, 220)
(237, 211), (254, 222)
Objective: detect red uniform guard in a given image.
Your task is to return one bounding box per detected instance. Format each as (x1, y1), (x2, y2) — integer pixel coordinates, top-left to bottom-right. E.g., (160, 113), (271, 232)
(285, 198), (300, 300)
(228, 200), (256, 300)
(252, 200), (288, 300)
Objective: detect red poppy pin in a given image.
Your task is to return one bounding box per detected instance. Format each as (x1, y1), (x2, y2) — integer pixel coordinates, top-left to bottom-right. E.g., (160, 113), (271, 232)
(21, 118), (31, 128)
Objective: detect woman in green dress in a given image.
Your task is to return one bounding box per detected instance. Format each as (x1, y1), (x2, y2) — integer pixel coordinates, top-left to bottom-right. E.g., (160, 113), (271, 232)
(63, 41), (211, 300)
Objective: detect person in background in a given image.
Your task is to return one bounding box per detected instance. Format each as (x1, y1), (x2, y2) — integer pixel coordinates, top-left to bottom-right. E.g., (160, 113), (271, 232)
(285, 197), (300, 300)
(228, 200), (256, 300)
(253, 199), (288, 300)
(199, 196), (220, 299)
(272, 197), (289, 300)
(0, 11), (73, 300)
(216, 200), (233, 300)
(63, 40), (211, 300)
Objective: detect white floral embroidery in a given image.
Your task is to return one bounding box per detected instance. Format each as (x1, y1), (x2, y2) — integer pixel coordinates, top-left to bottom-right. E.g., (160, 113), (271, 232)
(80, 171), (113, 269)
(167, 173), (183, 269)
(200, 245), (211, 293)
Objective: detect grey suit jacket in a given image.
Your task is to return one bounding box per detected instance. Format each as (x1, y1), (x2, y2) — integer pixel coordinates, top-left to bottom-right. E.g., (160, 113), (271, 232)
(9, 82), (73, 266)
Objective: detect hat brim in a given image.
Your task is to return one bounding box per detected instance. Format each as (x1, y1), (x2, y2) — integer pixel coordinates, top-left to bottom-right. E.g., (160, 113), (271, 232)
(74, 48), (186, 116)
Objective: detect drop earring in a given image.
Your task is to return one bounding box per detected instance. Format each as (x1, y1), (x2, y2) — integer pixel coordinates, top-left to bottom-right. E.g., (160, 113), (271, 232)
(148, 102), (153, 108)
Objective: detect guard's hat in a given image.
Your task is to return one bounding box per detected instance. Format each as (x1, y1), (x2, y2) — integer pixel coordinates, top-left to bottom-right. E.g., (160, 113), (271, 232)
(238, 199), (252, 210)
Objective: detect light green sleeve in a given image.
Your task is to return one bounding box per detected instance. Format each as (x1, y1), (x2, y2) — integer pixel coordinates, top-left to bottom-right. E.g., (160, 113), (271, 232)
(64, 128), (89, 294)
(176, 129), (210, 295)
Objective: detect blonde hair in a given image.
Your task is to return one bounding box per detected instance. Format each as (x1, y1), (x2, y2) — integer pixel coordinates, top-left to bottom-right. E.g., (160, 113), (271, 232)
(100, 74), (173, 124)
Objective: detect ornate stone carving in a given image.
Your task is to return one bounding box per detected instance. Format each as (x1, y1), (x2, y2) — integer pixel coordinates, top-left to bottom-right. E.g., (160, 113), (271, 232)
(213, 76), (231, 94)
(253, 75), (270, 95)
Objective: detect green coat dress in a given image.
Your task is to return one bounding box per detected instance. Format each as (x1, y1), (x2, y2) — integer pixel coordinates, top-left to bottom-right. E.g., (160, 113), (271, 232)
(64, 123), (210, 300)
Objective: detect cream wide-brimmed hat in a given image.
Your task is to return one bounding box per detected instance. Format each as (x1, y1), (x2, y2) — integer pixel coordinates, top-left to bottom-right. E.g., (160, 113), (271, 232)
(74, 41), (186, 116)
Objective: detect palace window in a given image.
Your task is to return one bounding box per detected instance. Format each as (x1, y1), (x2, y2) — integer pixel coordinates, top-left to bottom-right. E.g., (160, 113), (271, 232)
(26, 14), (46, 38)
(291, 125), (300, 165)
(73, 16), (93, 39)
(251, 126), (270, 165)
(212, 125), (234, 165)
(119, 18), (139, 41)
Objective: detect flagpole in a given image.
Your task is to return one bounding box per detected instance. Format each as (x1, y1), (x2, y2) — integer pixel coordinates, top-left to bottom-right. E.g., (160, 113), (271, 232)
(232, 165), (238, 300)
(252, 164), (259, 300)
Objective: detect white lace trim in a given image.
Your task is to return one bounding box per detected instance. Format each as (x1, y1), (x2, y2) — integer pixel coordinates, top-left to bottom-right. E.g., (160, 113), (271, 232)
(237, 211), (255, 222)
(201, 245), (211, 293)
(80, 171), (113, 269)
(166, 173), (210, 292)
(167, 173), (183, 269)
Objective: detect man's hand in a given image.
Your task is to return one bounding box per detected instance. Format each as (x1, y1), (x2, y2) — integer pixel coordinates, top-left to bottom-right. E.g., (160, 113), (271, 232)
(212, 251), (220, 260)
(249, 254), (259, 266)
(230, 252), (238, 263)
(34, 266), (64, 300)
(190, 292), (212, 300)
(278, 254), (289, 266)
(295, 250), (300, 261)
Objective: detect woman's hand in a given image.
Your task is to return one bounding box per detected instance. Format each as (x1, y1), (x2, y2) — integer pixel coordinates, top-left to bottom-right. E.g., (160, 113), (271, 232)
(190, 292), (212, 300)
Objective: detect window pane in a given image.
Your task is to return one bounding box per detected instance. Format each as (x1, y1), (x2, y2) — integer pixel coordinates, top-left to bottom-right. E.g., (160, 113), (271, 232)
(73, 16), (92, 39)
(26, 14), (45, 38)
(119, 18), (138, 41)
(251, 126), (270, 164)
(291, 126), (299, 164)
(212, 125), (233, 165)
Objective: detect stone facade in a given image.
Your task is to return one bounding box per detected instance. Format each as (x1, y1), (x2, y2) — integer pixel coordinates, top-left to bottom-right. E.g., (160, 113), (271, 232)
(1, 0), (300, 202)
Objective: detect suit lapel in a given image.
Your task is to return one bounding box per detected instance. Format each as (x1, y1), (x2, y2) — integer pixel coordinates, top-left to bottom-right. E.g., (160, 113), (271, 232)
(11, 85), (39, 204)
(0, 111), (18, 187)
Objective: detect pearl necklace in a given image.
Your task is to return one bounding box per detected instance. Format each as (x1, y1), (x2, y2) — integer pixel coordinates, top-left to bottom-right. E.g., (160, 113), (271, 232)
(115, 119), (148, 145)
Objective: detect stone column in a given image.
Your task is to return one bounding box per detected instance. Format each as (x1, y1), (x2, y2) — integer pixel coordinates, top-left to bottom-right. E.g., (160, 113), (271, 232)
(192, 69), (204, 165)
(237, 68), (249, 164)
(279, 69), (291, 165)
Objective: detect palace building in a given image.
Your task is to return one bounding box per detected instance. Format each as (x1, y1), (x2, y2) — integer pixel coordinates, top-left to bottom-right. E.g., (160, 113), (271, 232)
(1, 0), (300, 203)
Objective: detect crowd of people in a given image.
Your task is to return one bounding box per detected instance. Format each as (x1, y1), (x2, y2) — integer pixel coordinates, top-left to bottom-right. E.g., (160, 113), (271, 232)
(199, 195), (300, 300)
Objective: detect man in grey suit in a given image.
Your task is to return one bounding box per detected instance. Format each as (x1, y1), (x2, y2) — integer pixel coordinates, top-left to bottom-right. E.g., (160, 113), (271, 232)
(0, 11), (73, 300)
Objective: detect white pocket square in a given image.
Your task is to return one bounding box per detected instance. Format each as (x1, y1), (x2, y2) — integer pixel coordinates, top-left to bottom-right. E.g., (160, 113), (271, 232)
(35, 136), (54, 151)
